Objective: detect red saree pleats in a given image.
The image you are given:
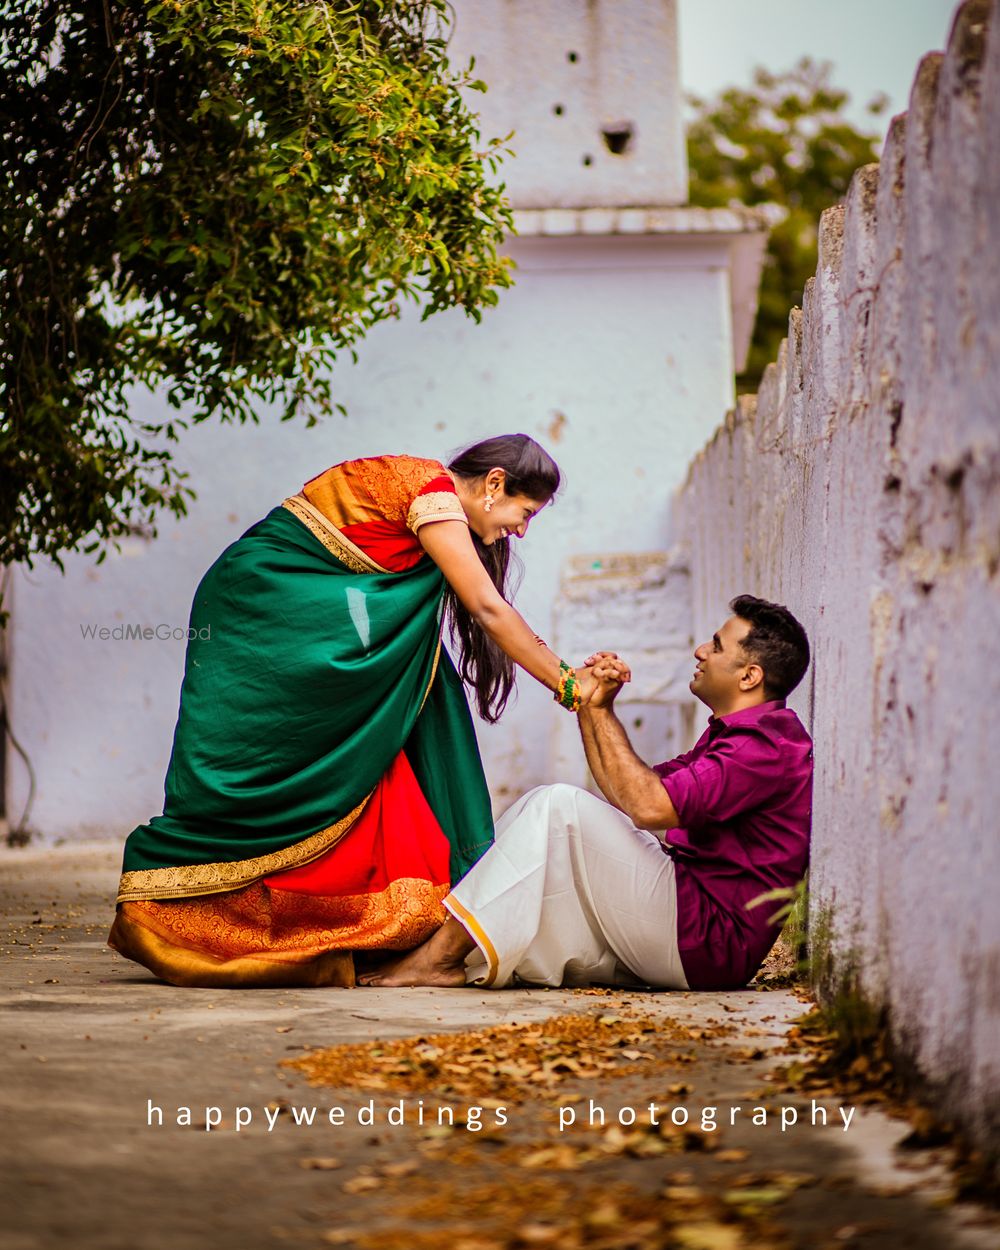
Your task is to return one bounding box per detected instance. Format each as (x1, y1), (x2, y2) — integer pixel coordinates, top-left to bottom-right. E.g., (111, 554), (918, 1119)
(265, 748), (450, 897)
(110, 751), (452, 987)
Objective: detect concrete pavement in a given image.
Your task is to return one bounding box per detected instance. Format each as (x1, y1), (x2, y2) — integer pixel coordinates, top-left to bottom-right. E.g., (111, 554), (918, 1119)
(2, 842), (997, 1250)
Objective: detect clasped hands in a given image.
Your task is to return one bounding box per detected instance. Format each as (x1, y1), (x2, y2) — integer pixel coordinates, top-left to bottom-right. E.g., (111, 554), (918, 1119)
(574, 651), (631, 708)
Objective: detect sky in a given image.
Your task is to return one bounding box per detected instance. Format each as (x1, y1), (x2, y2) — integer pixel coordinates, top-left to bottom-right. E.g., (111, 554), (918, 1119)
(678, 0), (961, 139)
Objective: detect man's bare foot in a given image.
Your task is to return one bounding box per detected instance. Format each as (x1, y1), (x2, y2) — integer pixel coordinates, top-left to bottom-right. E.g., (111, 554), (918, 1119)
(357, 946), (468, 988)
(356, 916), (476, 988)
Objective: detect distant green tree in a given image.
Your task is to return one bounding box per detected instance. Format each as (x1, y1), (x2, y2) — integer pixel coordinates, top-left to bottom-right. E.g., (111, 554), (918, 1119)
(687, 57), (885, 389)
(1, 0), (512, 567)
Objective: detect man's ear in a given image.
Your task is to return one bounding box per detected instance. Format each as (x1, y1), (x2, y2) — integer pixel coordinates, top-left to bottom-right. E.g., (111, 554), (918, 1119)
(740, 663), (765, 693)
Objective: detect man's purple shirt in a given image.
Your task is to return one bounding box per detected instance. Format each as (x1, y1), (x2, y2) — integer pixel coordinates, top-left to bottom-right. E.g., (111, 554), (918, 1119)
(655, 699), (813, 990)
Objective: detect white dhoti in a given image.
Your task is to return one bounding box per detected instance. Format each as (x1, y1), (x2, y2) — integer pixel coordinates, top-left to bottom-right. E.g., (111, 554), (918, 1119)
(444, 784), (689, 990)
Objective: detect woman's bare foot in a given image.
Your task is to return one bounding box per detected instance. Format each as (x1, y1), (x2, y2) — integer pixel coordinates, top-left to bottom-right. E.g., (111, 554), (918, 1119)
(357, 916), (475, 988)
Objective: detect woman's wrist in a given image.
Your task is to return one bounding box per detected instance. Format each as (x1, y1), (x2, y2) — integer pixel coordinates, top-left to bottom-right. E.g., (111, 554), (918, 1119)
(553, 660), (582, 712)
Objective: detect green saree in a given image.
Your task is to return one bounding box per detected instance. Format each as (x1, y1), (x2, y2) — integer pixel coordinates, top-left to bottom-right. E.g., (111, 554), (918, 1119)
(116, 503), (494, 903)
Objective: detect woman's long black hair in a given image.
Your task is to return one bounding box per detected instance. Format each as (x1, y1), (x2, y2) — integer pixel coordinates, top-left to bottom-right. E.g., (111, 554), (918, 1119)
(445, 433), (561, 723)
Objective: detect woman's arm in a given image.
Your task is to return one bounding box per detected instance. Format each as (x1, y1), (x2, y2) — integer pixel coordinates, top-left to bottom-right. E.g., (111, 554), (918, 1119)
(417, 520), (588, 696)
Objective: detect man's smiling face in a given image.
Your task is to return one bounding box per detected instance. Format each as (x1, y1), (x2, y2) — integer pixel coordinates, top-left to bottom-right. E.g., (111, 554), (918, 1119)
(690, 614), (754, 712)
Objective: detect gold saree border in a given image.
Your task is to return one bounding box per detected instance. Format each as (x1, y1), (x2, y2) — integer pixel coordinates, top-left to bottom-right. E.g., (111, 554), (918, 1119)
(108, 908), (357, 989)
(419, 637), (442, 715)
(116, 795), (371, 902)
(281, 493), (389, 574)
(116, 877), (450, 965)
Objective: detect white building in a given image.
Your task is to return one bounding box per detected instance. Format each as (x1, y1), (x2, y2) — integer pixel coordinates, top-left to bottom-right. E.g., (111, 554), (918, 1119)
(4, 0), (766, 838)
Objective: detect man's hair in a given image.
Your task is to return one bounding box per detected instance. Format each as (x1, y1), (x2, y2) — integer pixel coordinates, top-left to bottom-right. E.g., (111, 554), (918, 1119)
(729, 594), (810, 700)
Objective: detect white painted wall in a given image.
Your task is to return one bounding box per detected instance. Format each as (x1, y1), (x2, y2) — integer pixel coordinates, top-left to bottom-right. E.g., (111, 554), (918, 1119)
(7, 231), (737, 840)
(448, 0), (688, 208)
(548, 551), (696, 805)
(670, 0), (1000, 1153)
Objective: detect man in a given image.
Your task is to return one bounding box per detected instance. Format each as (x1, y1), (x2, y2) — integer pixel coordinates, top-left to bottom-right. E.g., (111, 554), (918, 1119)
(360, 594), (813, 991)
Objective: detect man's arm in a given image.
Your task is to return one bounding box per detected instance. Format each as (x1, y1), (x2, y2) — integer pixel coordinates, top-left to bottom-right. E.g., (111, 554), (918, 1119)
(577, 704), (620, 809)
(578, 658), (680, 831)
(576, 651), (627, 805)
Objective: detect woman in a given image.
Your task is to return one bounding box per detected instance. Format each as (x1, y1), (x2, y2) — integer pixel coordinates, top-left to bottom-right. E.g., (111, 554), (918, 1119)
(108, 434), (594, 988)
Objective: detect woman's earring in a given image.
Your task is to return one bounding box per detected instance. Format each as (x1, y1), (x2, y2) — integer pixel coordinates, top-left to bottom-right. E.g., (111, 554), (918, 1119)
(484, 496), (494, 513)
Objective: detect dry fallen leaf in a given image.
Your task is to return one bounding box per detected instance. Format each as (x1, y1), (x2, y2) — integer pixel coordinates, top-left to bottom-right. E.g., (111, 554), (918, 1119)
(341, 1175), (381, 1195)
(673, 1221), (745, 1250)
(380, 1161), (420, 1179)
(520, 1145), (587, 1171)
(722, 1186), (790, 1208)
(513, 1224), (563, 1245)
(662, 1186), (705, 1203)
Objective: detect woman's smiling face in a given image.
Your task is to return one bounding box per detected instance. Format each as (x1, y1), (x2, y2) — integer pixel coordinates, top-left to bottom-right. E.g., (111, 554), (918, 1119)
(482, 489), (545, 545)
(460, 468), (547, 545)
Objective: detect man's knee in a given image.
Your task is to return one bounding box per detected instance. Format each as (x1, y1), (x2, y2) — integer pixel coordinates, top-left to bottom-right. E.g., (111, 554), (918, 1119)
(517, 782), (586, 813)
(543, 783), (618, 827)
(546, 782), (586, 804)
(503, 784), (617, 841)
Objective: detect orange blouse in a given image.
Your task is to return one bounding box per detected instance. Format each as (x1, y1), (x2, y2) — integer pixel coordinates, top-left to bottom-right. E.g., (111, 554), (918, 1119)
(301, 454), (467, 572)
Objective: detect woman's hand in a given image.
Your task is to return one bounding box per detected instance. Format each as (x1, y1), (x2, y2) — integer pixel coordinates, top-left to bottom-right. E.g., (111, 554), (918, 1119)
(583, 651), (630, 676)
(575, 666), (598, 705)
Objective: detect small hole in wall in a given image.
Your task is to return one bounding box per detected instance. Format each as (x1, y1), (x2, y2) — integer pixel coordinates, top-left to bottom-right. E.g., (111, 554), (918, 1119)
(601, 123), (634, 156)
(567, 50), (579, 63)
(553, 103), (564, 116)
(582, 154), (593, 166)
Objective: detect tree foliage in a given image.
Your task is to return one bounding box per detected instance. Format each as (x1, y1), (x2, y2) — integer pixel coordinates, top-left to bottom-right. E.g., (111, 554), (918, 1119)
(687, 57), (885, 388)
(0, 0), (513, 566)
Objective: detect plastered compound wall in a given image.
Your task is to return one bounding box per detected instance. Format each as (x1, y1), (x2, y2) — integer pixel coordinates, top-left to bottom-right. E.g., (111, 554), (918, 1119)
(672, 0), (1000, 1152)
